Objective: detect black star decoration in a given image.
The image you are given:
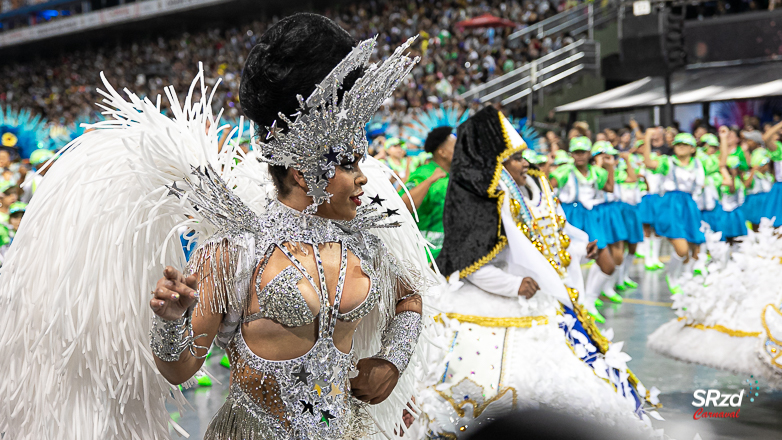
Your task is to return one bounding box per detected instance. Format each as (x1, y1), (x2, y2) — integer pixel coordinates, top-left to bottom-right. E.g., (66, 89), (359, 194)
(323, 147), (340, 165)
(317, 171), (331, 183)
(369, 194), (385, 206)
(300, 400), (314, 415)
(384, 208), (399, 217)
(292, 367), (311, 385)
(320, 409), (336, 426)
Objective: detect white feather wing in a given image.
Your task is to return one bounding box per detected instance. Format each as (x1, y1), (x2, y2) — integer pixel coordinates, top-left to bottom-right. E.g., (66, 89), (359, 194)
(0, 68), (251, 440)
(351, 156), (442, 439)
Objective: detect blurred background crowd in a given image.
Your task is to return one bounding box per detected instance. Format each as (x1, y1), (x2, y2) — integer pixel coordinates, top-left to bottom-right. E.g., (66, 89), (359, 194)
(0, 0), (588, 128)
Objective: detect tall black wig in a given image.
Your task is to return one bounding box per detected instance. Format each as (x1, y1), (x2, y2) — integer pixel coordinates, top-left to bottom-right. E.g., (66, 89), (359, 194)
(240, 13), (363, 133)
(239, 13), (364, 193)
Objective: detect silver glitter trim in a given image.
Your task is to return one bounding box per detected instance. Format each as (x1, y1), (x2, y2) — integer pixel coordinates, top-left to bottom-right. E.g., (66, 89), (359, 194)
(204, 391), (293, 439)
(257, 36), (420, 211)
(245, 265), (315, 328)
(372, 310), (422, 374)
(205, 382), (373, 440)
(335, 281), (379, 322)
(168, 165), (260, 233)
(171, 177), (422, 437)
(149, 313), (208, 362)
(182, 198), (404, 341)
(215, 328), (359, 439)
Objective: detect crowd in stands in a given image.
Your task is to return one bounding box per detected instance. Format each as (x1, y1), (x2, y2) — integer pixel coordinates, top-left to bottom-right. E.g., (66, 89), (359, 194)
(1, 0), (586, 128)
(4, 0), (779, 131)
(2, 0), (775, 24)
(0, 148), (50, 262)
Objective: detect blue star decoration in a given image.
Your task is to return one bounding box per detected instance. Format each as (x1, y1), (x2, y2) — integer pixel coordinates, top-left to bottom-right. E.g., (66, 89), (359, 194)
(369, 194), (385, 206)
(320, 409), (336, 426)
(292, 367), (311, 385)
(384, 208), (399, 217)
(300, 400), (315, 415)
(323, 147), (340, 165)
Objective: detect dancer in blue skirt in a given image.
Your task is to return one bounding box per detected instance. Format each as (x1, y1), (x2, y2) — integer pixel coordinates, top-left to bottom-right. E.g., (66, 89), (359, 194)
(636, 138), (665, 271)
(714, 155), (748, 243)
(642, 130), (706, 294)
(614, 150), (643, 293)
(762, 121), (782, 226)
(743, 151), (774, 230)
(550, 136), (615, 323)
(697, 133), (723, 239)
(590, 141), (628, 304)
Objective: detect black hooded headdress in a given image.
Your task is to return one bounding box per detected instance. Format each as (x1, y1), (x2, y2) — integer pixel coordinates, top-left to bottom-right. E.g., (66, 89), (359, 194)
(435, 106), (527, 278)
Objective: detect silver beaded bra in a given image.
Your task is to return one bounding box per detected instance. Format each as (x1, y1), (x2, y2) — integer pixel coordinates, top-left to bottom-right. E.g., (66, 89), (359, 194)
(172, 168), (408, 440)
(205, 237), (372, 440)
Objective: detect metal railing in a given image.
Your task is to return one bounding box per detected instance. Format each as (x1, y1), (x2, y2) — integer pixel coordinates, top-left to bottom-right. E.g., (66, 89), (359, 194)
(456, 1), (618, 122)
(460, 39), (600, 106)
(509, 1), (618, 42)
(456, 1), (619, 121)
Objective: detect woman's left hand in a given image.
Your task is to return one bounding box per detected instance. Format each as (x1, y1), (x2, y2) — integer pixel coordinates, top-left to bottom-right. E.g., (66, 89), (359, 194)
(350, 358), (400, 404)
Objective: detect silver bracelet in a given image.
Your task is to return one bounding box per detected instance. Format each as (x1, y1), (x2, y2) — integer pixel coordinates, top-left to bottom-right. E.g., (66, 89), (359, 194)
(373, 310), (422, 374)
(149, 311), (208, 362)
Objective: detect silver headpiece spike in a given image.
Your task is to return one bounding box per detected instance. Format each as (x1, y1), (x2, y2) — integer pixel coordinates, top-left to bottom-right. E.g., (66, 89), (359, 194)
(257, 35), (420, 211)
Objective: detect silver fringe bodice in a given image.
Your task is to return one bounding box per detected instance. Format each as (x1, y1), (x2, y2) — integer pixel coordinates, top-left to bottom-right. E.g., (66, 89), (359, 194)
(195, 201), (407, 440)
(205, 242), (366, 439)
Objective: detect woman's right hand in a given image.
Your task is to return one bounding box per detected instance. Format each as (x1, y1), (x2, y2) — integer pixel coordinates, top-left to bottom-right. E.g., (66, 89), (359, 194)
(150, 266), (199, 320)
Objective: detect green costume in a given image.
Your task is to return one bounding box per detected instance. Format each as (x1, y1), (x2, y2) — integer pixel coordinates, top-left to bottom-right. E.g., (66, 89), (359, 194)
(615, 160), (634, 189)
(653, 154), (717, 176)
(549, 163), (608, 191)
(729, 147), (749, 172)
(695, 150), (721, 177)
(769, 143), (782, 162)
(0, 223), (10, 248)
(751, 147), (769, 166)
(403, 161), (449, 259)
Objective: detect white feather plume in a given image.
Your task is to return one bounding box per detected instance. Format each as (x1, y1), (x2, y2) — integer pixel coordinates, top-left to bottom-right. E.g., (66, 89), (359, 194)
(0, 64), (441, 440)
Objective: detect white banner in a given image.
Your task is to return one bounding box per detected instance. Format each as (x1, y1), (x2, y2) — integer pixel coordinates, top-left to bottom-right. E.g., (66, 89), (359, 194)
(0, 0), (230, 47)
(632, 1), (652, 16)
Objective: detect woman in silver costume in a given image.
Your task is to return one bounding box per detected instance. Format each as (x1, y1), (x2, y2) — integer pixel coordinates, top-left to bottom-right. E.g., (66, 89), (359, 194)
(148, 14), (426, 439)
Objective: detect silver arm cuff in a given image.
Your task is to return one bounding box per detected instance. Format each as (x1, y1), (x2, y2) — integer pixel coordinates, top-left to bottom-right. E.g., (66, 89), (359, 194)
(372, 310), (422, 374)
(149, 311), (208, 362)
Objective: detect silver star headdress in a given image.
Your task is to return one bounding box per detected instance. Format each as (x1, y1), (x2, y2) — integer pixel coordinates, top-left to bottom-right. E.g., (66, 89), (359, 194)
(255, 35), (420, 213)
